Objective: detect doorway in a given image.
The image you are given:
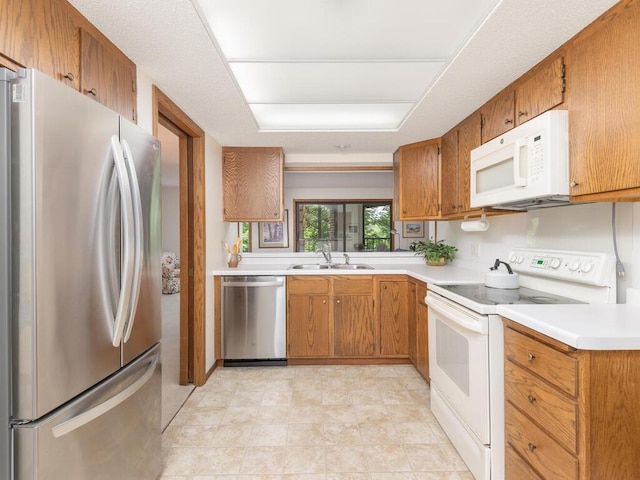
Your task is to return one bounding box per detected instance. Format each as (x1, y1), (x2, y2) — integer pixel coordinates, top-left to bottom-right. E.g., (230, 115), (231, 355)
(152, 87), (206, 389)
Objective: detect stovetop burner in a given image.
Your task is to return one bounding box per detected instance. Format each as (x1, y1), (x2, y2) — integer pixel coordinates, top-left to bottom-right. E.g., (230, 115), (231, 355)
(439, 283), (585, 306)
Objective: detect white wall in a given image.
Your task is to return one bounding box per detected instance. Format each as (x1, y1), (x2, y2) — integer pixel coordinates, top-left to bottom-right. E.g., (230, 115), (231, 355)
(161, 186), (180, 254)
(433, 202), (635, 303)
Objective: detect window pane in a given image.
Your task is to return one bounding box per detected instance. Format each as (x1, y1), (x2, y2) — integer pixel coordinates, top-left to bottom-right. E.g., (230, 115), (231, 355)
(295, 200), (391, 252)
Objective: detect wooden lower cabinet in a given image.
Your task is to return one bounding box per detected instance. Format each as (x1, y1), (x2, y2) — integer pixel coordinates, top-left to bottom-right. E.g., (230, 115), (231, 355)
(414, 282), (429, 382)
(287, 294), (330, 357)
(379, 279), (408, 356)
(334, 294), (375, 356)
(287, 275), (378, 360)
(503, 318), (640, 480)
(406, 278), (429, 382)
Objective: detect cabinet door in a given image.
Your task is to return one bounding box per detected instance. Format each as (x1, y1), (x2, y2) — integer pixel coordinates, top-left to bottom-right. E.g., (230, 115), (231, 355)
(0, 0), (79, 89)
(415, 283), (429, 381)
(457, 111), (482, 214)
(440, 128), (459, 217)
(334, 295), (375, 357)
(379, 281), (408, 356)
(80, 28), (137, 122)
(287, 295), (330, 357)
(407, 281), (417, 365)
(223, 147), (284, 221)
(481, 88), (515, 143)
(515, 55), (564, 125)
(397, 140), (440, 220)
(567, 3), (640, 199)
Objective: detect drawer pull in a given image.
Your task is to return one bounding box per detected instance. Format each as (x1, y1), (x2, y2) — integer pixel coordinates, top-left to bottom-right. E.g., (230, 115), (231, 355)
(528, 443), (537, 452)
(527, 353), (536, 362)
(527, 394), (537, 404)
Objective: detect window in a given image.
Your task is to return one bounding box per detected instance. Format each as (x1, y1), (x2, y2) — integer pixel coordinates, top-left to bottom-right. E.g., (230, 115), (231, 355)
(237, 222), (251, 252)
(295, 201), (392, 252)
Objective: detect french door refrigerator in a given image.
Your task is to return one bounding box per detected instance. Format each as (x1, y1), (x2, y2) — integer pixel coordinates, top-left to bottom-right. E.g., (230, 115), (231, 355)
(0, 68), (162, 480)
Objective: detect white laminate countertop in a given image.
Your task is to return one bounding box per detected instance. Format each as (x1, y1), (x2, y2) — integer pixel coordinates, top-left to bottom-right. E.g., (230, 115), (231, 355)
(497, 304), (640, 350)
(211, 263), (486, 285)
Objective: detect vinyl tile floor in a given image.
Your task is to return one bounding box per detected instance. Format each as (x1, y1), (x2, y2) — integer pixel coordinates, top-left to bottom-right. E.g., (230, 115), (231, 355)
(160, 364), (473, 480)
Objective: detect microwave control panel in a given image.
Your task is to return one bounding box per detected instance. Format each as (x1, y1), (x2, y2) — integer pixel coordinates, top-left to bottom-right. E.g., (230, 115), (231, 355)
(528, 134), (545, 184)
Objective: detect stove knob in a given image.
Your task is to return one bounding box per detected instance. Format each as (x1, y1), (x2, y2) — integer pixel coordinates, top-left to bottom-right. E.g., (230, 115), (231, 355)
(550, 258), (561, 269)
(517, 255), (525, 264)
(508, 252), (518, 263)
(568, 261), (580, 272)
(581, 262), (594, 273)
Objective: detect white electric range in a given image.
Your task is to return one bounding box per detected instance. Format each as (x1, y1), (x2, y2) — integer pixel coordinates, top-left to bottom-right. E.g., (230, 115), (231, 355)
(425, 248), (616, 480)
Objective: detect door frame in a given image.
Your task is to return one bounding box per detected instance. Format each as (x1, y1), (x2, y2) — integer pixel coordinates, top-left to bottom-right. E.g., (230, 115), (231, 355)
(152, 86), (206, 386)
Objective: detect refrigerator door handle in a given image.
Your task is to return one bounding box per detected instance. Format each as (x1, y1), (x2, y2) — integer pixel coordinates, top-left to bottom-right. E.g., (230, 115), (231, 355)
(50, 352), (159, 438)
(121, 139), (144, 343)
(110, 135), (135, 347)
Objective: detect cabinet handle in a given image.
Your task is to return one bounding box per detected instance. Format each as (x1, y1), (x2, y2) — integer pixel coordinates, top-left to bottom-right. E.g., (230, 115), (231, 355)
(518, 110), (528, 117)
(528, 443), (537, 452)
(527, 353), (536, 361)
(383, 285), (388, 290)
(63, 72), (75, 81)
(336, 299), (341, 304)
(274, 212), (278, 217)
(570, 181), (579, 188)
(322, 299), (326, 304)
(87, 88), (97, 96)
(504, 118), (513, 124)
(527, 394), (537, 404)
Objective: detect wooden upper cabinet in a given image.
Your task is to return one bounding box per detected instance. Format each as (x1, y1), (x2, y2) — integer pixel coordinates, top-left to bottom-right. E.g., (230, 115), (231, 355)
(482, 55), (564, 144)
(394, 139), (440, 220)
(223, 147), (284, 222)
(481, 88), (515, 143)
(439, 128), (459, 217)
(567, 0), (640, 201)
(0, 0), (79, 89)
(80, 28), (137, 122)
(440, 111), (482, 218)
(457, 111), (482, 213)
(515, 56), (564, 126)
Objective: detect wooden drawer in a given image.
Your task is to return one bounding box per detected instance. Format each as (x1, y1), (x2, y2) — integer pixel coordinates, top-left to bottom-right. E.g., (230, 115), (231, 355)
(506, 402), (578, 480)
(504, 327), (577, 396)
(505, 360), (577, 453)
(287, 276), (330, 295)
(333, 275), (373, 295)
(505, 443), (543, 480)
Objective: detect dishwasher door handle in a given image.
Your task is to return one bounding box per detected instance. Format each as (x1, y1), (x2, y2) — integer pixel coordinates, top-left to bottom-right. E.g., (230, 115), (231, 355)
(222, 280), (285, 288)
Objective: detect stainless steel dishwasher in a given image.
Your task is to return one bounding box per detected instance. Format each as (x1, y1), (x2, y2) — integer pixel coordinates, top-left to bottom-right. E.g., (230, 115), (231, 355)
(221, 276), (287, 366)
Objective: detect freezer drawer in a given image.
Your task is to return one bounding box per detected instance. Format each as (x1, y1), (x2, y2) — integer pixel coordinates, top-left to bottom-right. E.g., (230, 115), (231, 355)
(13, 345), (161, 480)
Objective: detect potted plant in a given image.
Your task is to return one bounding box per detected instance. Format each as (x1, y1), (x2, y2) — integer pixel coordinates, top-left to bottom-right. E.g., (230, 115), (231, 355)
(410, 238), (458, 266)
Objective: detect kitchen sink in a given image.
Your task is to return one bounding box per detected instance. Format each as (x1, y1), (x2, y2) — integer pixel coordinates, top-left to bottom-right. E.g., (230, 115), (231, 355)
(288, 264), (331, 270)
(330, 264), (374, 270)
(288, 263), (374, 270)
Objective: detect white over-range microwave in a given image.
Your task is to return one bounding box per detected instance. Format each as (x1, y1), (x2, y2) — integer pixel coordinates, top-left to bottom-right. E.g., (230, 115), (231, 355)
(470, 110), (569, 210)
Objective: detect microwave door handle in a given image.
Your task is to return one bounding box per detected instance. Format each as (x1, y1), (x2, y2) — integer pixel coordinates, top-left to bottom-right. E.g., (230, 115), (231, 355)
(513, 137), (528, 187)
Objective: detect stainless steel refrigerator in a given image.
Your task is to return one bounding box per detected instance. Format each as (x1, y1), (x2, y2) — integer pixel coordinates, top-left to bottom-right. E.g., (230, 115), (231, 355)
(0, 68), (162, 479)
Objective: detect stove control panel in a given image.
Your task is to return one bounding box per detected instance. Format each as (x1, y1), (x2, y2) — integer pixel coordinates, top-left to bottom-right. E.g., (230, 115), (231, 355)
(508, 248), (616, 286)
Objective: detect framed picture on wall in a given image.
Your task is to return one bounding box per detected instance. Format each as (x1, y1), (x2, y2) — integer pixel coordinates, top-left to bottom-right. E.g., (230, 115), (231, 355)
(259, 210), (289, 248)
(402, 221), (425, 238)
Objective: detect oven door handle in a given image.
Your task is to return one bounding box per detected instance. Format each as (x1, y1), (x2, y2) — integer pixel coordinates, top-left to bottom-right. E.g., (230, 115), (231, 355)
(426, 293), (487, 334)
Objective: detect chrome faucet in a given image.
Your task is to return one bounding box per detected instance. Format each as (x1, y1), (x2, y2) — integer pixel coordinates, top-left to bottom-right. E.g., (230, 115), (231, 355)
(343, 253), (350, 265)
(319, 242), (332, 264)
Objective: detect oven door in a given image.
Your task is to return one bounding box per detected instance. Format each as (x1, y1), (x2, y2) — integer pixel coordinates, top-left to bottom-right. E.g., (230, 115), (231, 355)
(426, 291), (490, 444)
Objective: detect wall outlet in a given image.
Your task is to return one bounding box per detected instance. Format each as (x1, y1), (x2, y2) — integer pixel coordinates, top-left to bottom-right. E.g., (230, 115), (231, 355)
(470, 243), (480, 257)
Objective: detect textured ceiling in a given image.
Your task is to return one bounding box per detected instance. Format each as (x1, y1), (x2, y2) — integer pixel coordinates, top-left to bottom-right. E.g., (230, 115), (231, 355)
(68, 0), (618, 155)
